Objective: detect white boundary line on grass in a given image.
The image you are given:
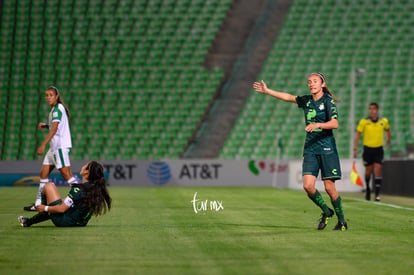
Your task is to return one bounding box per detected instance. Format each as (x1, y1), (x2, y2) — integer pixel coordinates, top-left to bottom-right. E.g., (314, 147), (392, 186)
(350, 197), (414, 211)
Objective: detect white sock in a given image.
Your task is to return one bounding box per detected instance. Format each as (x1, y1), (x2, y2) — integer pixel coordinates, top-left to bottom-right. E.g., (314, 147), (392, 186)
(67, 177), (79, 186)
(35, 179), (49, 205)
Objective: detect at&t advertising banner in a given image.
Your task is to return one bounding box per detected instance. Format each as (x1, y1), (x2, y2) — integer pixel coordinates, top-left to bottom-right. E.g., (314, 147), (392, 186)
(0, 159), (362, 191)
(0, 160), (289, 187)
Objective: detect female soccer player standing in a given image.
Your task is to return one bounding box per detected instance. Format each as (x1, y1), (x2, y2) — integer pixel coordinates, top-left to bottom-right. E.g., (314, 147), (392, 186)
(19, 161), (112, 227)
(253, 73), (347, 231)
(24, 86), (78, 211)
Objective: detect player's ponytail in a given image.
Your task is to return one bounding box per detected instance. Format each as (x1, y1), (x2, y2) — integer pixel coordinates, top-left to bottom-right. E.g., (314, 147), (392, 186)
(322, 87), (340, 103)
(85, 161), (112, 216)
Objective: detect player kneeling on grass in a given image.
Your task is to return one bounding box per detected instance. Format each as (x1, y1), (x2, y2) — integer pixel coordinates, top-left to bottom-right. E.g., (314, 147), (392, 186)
(18, 161), (112, 227)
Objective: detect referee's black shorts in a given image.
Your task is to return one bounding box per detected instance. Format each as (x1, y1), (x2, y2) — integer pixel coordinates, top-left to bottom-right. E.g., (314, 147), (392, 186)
(362, 146), (384, 166)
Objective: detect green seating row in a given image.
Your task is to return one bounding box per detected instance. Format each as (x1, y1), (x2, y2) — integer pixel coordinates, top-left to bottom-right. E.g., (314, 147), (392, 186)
(0, 0), (230, 160)
(220, 0), (414, 160)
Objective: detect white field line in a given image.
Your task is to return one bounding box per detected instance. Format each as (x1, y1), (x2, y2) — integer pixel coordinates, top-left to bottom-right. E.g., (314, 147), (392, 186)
(349, 197), (414, 211)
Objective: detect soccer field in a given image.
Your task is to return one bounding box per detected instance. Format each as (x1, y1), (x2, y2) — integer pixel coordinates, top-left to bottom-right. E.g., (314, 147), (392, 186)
(1, 186), (414, 275)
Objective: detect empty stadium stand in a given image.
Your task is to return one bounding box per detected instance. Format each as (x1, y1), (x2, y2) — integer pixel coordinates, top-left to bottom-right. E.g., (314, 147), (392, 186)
(0, 0), (230, 160)
(1, 0), (413, 161)
(220, 0), (414, 160)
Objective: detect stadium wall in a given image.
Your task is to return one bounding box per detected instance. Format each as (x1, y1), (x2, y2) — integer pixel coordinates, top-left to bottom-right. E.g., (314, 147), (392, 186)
(0, 159), (363, 192)
(382, 159), (414, 197)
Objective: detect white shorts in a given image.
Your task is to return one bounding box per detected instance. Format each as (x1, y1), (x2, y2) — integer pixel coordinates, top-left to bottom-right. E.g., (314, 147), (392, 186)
(42, 148), (72, 169)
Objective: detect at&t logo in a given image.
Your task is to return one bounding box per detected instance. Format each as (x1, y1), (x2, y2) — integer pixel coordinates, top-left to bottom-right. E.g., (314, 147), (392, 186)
(147, 161), (171, 185)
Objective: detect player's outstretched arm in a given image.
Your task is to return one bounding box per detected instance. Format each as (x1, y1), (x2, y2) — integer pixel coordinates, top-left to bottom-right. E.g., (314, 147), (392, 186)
(253, 80), (296, 103)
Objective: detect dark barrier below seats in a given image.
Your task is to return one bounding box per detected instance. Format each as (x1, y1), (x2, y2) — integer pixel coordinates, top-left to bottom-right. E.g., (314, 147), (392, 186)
(382, 159), (414, 197)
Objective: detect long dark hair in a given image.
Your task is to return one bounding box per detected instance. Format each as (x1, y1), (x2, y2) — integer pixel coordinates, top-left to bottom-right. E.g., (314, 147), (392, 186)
(47, 86), (71, 119)
(83, 161), (112, 216)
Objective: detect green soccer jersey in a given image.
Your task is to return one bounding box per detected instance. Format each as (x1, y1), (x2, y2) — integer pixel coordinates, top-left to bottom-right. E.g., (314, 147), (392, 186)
(60, 183), (93, 226)
(296, 93), (339, 155)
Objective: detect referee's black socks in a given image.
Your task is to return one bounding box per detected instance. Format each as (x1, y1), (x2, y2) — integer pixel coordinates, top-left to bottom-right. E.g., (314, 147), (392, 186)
(365, 175), (371, 200)
(374, 178), (382, 198)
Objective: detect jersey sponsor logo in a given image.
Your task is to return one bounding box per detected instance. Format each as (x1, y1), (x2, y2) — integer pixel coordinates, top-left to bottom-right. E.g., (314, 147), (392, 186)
(306, 109), (316, 121)
(53, 111), (59, 118)
(323, 147), (332, 151)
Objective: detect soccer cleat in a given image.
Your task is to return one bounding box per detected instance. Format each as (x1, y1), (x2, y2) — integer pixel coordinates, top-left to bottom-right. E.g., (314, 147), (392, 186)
(18, 216), (31, 227)
(375, 196), (381, 201)
(333, 221), (348, 231)
(317, 208), (334, 230)
(23, 203), (37, 211)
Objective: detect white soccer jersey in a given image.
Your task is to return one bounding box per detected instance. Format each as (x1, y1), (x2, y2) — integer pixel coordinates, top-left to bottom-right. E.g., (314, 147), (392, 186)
(48, 103), (72, 150)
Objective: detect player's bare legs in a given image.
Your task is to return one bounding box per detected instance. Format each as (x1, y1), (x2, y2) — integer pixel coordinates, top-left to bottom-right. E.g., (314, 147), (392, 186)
(303, 174), (316, 195)
(324, 180), (338, 201)
(42, 183), (62, 204)
(59, 166), (74, 181)
(34, 165), (55, 206)
(39, 164), (54, 179)
(19, 183), (61, 227)
(26, 165), (77, 211)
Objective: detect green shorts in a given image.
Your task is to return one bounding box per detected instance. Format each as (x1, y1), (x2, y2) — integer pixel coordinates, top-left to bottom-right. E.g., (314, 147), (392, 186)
(48, 199), (85, 227)
(302, 153), (341, 181)
(47, 199), (67, 227)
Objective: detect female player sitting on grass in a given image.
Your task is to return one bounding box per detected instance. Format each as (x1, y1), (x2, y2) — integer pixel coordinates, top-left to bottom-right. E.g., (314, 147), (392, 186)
(18, 161), (112, 227)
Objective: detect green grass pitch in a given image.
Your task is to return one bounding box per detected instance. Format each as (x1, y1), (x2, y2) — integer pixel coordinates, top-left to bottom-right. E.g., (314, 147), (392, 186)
(1, 186), (413, 274)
